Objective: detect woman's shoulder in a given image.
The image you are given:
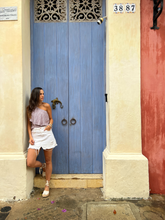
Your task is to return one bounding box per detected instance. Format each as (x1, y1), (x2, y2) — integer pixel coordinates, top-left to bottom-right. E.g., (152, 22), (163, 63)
(42, 102), (51, 109)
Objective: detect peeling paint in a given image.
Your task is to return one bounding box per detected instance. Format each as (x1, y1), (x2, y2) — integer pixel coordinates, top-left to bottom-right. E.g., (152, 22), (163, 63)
(141, 0), (165, 194)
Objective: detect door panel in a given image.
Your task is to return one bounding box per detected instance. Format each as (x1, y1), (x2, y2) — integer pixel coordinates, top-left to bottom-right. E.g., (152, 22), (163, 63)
(31, 1), (69, 174)
(79, 23), (93, 173)
(68, 22), (106, 173)
(69, 23), (81, 173)
(91, 23), (105, 173)
(30, 0), (106, 174)
(44, 23), (69, 174)
(53, 23), (69, 174)
(32, 25), (45, 89)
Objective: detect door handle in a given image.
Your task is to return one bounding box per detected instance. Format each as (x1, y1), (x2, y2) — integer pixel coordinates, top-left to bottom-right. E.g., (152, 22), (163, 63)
(61, 118), (67, 126)
(51, 98), (63, 109)
(70, 118), (76, 126)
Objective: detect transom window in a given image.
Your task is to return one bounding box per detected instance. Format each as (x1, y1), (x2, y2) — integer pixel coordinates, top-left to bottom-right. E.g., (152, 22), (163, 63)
(34, 0), (102, 23)
(69, 0), (102, 22)
(34, 0), (67, 22)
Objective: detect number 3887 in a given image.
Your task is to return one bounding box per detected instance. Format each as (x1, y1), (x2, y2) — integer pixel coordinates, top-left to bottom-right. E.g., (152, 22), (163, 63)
(113, 3), (136, 13)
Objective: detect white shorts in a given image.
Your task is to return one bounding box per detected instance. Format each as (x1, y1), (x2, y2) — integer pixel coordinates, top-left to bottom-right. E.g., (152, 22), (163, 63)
(28, 127), (57, 151)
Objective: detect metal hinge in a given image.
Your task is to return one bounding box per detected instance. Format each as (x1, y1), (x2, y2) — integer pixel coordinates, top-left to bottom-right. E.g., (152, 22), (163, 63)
(105, 94), (108, 102)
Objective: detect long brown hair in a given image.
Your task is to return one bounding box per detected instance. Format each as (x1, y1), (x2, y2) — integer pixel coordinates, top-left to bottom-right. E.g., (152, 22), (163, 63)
(27, 87), (43, 118)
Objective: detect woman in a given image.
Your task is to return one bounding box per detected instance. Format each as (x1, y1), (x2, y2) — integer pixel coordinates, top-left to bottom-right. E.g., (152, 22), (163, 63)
(26, 87), (57, 198)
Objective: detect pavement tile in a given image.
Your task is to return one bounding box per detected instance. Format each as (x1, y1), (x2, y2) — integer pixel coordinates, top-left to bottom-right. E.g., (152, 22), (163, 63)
(87, 203), (136, 220)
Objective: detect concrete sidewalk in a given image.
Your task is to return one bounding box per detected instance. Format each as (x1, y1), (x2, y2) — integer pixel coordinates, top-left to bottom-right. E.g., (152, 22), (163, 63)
(0, 188), (165, 220)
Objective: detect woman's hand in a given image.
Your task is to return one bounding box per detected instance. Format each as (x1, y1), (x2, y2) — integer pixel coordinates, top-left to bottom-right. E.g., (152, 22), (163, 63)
(44, 104), (53, 132)
(44, 125), (51, 131)
(29, 137), (35, 145)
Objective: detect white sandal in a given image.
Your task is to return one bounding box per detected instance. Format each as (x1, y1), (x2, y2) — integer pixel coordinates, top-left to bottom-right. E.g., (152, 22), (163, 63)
(42, 180), (49, 198)
(39, 163), (46, 177)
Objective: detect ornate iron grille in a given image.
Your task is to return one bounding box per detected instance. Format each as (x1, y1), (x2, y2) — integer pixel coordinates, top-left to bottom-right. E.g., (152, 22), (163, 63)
(34, 0), (67, 22)
(69, 0), (102, 22)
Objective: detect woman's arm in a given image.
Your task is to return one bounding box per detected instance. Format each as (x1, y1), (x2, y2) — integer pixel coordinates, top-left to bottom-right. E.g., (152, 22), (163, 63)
(27, 111), (35, 145)
(44, 103), (53, 131)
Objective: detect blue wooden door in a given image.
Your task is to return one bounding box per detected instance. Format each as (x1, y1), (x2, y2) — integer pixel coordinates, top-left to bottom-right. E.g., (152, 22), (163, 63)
(31, 0), (106, 174)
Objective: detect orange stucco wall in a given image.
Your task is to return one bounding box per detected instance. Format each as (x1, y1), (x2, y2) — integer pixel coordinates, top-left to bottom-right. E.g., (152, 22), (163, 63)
(141, 1), (165, 194)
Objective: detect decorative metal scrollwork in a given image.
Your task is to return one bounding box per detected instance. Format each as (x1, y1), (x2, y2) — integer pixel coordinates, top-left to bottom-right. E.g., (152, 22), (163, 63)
(34, 0), (67, 23)
(51, 98), (63, 109)
(70, 118), (76, 125)
(69, 0), (102, 22)
(151, 0), (163, 30)
(61, 118), (67, 126)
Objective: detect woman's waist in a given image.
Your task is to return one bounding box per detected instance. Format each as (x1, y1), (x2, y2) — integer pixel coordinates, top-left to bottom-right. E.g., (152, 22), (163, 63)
(31, 124), (48, 130)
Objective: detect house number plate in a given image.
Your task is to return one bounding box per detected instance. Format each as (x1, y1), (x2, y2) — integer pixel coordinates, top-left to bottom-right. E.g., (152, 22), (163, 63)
(113, 3), (136, 13)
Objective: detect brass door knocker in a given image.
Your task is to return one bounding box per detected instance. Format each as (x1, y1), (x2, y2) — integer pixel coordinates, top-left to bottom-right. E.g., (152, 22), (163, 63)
(51, 98), (63, 109)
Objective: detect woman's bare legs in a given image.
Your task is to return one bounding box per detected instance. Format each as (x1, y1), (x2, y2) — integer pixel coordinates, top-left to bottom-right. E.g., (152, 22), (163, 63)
(43, 149), (53, 191)
(27, 149), (43, 168)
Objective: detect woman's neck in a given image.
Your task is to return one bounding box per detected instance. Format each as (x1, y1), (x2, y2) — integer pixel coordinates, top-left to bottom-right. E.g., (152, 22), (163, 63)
(38, 102), (43, 107)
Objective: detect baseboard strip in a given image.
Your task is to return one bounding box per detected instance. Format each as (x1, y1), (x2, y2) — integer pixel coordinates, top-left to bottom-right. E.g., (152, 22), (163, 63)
(34, 174), (103, 188)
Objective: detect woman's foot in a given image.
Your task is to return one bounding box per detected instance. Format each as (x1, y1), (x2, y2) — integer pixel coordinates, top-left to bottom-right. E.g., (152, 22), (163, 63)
(42, 180), (49, 198)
